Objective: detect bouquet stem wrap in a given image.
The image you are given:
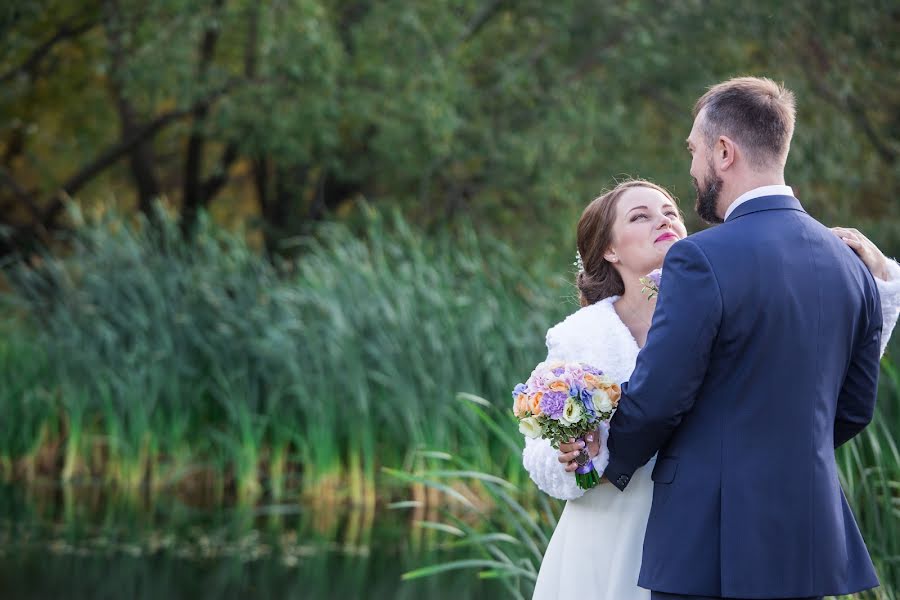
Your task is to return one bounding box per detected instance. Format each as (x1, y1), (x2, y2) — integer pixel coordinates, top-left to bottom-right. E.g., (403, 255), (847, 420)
(574, 436), (601, 490)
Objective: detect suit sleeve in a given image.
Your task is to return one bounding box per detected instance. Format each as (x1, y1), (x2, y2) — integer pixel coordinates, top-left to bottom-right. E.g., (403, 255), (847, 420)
(833, 275), (883, 448)
(604, 239), (723, 490)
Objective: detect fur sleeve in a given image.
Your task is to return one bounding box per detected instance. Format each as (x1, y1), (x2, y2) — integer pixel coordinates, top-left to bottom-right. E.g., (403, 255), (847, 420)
(522, 436), (585, 501)
(876, 258), (900, 358)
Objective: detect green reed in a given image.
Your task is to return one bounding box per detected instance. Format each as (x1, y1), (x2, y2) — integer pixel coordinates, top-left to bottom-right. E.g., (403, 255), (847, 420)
(836, 358), (900, 600)
(399, 375), (900, 600)
(0, 205), (567, 503)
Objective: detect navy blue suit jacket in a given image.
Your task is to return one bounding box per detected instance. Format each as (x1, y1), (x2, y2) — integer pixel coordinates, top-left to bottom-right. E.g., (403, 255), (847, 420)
(604, 195), (882, 598)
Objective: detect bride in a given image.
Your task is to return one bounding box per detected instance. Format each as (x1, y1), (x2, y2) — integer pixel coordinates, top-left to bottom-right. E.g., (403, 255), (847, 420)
(523, 179), (900, 600)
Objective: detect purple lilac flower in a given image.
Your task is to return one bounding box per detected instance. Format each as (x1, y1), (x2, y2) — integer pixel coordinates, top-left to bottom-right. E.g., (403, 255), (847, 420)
(540, 391), (567, 419)
(512, 383), (527, 399)
(646, 269), (662, 287)
(582, 365), (603, 376)
(552, 367), (565, 377)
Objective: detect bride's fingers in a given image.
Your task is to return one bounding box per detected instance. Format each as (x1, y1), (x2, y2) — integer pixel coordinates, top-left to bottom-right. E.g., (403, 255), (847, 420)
(564, 461), (579, 473)
(559, 440), (585, 453)
(558, 449), (580, 464)
(832, 226), (857, 239)
(833, 228), (863, 249)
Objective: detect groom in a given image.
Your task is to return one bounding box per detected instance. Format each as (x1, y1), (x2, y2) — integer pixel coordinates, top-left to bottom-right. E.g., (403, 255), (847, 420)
(603, 77), (882, 600)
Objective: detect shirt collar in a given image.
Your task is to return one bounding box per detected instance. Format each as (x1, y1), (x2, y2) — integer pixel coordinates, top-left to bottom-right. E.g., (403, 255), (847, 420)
(723, 185), (795, 221)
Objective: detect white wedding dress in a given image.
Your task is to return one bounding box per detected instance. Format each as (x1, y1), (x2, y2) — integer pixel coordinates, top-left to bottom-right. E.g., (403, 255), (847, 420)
(525, 260), (900, 600)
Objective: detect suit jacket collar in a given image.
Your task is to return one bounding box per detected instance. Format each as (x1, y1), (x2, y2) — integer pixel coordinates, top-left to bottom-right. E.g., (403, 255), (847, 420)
(724, 195), (805, 222)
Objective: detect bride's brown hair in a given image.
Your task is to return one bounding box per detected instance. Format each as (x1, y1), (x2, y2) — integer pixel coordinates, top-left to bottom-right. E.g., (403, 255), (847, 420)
(576, 180), (682, 307)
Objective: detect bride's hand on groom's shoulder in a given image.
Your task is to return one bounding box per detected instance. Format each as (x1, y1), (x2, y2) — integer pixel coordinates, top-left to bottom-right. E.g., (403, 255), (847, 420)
(832, 226), (890, 281)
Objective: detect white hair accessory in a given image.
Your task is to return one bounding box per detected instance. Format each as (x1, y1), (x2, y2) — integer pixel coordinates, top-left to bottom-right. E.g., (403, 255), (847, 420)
(574, 250), (584, 273)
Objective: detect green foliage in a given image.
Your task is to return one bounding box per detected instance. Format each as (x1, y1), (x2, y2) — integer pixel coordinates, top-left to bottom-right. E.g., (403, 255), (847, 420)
(389, 394), (560, 600)
(1, 1), (896, 259)
(0, 206), (569, 496)
(837, 360), (900, 600)
(401, 388), (900, 600)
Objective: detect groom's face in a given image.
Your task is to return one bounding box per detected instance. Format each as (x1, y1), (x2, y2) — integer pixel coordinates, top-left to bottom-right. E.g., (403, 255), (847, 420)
(688, 114), (725, 225)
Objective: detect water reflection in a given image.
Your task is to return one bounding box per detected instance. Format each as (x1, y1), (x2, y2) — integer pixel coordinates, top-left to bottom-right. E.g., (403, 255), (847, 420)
(0, 482), (493, 599)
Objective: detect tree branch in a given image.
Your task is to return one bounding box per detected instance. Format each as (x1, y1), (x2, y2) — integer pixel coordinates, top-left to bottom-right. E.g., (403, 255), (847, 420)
(104, 0), (162, 214)
(0, 166), (44, 227)
(200, 143), (238, 201)
(197, 3), (261, 211)
(182, 0), (226, 233)
(457, 0), (508, 46)
(0, 17), (98, 84)
(41, 81), (238, 227)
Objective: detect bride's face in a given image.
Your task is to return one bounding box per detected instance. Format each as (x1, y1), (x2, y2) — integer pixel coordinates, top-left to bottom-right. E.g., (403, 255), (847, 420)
(605, 187), (688, 277)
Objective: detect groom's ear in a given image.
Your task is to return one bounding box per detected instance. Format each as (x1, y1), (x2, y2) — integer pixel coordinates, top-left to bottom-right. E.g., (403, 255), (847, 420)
(717, 136), (736, 170)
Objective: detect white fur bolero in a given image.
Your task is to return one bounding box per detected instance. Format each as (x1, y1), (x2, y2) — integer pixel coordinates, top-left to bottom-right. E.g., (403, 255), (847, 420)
(522, 260), (900, 501)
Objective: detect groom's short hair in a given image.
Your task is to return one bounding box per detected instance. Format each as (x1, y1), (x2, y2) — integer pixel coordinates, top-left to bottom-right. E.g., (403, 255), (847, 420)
(694, 77), (796, 170)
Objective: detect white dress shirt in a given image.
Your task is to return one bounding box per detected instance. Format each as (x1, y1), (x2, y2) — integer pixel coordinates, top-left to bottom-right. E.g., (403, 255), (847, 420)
(723, 184), (795, 221)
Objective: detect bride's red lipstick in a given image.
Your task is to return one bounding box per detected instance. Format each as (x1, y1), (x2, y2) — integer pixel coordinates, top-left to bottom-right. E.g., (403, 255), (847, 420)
(655, 232), (678, 243)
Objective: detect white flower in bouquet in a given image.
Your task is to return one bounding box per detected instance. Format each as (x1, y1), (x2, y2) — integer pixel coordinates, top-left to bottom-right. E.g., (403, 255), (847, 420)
(561, 397), (585, 425)
(518, 416), (543, 439)
(592, 389), (614, 414)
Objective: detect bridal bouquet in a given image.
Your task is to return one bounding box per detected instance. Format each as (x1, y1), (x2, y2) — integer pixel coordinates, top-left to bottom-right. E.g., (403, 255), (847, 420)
(512, 361), (621, 489)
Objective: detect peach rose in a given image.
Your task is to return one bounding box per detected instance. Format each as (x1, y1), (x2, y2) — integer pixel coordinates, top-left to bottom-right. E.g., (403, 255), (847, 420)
(583, 373), (603, 390)
(513, 393), (529, 417)
(530, 392), (544, 416)
(548, 379), (569, 393)
(600, 382), (621, 405)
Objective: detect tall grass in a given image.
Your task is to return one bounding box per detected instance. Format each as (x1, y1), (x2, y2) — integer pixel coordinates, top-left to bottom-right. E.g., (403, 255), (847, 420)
(399, 369), (900, 600)
(0, 205), (568, 503)
(836, 360), (900, 599)
(388, 394), (561, 600)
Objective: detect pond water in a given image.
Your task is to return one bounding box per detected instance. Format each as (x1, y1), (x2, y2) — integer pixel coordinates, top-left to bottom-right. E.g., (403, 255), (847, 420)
(0, 482), (499, 599)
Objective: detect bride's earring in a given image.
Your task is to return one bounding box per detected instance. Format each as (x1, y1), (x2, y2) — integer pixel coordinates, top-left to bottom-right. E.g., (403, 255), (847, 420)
(604, 249), (619, 263)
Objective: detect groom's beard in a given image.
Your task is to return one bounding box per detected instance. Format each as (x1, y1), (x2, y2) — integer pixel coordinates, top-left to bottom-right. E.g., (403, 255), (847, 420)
(693, 162), (724, 224)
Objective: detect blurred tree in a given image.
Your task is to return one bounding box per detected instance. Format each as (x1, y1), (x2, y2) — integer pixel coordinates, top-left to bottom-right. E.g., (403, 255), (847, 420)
(0, 0), (896, 257)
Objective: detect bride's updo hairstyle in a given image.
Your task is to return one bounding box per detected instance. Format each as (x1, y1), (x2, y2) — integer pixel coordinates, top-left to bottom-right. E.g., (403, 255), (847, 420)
(576, 179), (681, 307)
